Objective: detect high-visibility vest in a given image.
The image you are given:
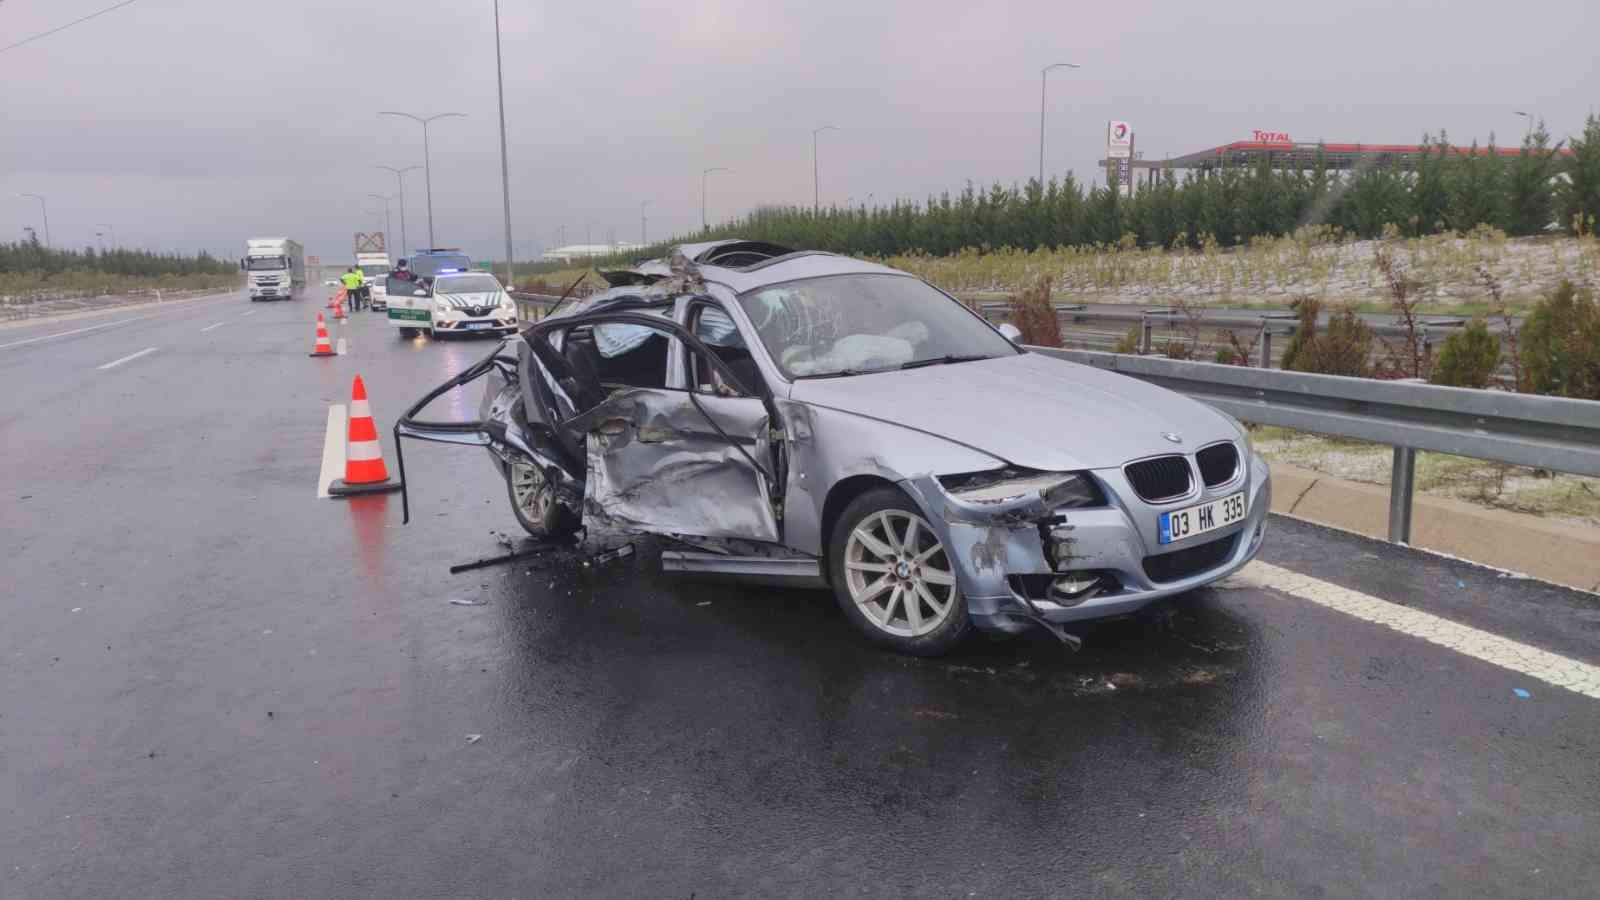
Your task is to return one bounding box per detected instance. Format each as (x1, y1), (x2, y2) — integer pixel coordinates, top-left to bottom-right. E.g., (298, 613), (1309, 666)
(341, 272), (363, 289)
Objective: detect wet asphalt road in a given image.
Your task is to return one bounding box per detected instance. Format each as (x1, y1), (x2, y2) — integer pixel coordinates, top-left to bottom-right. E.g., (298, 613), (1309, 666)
(3, 293), (1600, 898)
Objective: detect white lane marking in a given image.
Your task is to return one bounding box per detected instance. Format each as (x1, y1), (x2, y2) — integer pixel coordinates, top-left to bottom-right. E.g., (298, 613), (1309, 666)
(96, 346), (160, 370)
(1235, 561), (1600, 700)
(1, 313), (161, 349)
(200, 322), (225, 333)
(240, 310), (257, 318)
(336, 337), (347, 356)
(0, 293), (230, 349)
(317, 404), (347, 498)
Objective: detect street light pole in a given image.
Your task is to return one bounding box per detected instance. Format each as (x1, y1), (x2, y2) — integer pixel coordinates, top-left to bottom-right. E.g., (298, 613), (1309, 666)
(96, 223), (116, 249)
(1038, 62), (1079, 190)
(366, 194), (394, 254)
(1514, 110), (1535, 142)
(492, 0), (515, 287)
(375, 165), (421, 256)
(19, 193), (50, 247)
(641, 200), (650, 246)
(812, 125), (838, 214)
(379, 111), (466, 248)
(702, 167), (729, 232)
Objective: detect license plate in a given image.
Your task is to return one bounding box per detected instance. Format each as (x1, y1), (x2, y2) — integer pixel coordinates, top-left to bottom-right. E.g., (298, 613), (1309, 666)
(1159, 492), (1246, 544)
(465, 322), (493, 330)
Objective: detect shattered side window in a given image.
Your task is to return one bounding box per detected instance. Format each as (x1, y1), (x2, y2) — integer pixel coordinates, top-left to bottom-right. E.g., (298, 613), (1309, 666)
(689, 302), (763, 397)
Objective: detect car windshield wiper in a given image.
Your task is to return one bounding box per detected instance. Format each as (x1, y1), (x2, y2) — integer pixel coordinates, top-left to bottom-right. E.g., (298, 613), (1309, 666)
(898, 353), (994, 370)
(791, 366), (896, 380)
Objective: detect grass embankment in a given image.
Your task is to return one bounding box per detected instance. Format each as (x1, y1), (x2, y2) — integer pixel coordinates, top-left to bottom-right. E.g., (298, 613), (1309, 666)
(0, 271), (239, 301)
(1254, 426), (1600, 525)
(518, 231), (1599, 316)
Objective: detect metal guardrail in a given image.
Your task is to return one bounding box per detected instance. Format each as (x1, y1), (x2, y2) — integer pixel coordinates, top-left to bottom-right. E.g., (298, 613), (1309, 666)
(980, 302), (1496, 370)
(510, 291), (562, 322)
(1030, 346), (1600, 543)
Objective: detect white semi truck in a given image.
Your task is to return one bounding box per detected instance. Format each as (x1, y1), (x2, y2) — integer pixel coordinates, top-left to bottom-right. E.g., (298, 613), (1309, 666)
(242, 238), (306, 301)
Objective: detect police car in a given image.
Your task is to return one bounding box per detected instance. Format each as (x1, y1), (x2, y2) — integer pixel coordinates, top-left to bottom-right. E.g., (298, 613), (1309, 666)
(387, 268), (518, 339)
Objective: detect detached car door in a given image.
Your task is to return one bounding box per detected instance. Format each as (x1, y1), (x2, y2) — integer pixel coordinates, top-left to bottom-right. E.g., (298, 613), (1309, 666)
(532, 311), (783, 543)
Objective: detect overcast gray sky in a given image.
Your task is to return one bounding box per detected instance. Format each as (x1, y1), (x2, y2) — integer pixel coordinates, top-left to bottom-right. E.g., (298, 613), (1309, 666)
(3, 0), (1596, 262)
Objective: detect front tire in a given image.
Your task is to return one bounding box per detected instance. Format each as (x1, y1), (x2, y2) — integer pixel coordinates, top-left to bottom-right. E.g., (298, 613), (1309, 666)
(828, 486), (969, 656)
(506, 457), (579, 539)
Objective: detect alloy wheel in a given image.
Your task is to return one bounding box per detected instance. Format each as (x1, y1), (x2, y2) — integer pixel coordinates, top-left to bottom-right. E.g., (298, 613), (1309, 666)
(843, 509), (958, 638)
(510, 461), (553, 522)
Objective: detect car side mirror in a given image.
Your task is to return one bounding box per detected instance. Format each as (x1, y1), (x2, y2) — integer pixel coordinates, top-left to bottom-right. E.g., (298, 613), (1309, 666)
(998, 323), (1023, 343)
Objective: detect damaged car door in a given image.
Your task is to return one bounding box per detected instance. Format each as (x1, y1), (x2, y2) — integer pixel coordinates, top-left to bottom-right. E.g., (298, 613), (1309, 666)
(540, 312), (783, 543)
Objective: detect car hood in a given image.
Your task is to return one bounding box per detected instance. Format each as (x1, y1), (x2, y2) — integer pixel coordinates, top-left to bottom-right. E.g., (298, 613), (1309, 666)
(787, 352), (1236, 471)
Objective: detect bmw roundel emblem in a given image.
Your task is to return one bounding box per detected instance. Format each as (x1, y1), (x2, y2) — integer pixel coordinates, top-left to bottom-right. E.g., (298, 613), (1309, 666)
(1162, 432), (1183, 444)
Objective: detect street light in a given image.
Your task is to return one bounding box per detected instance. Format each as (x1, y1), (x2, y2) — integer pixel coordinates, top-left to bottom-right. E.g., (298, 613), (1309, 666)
(19, 193), (50, 247)
(1514, 110), (1535, 141)
(96, 223), (116, 249)
(366, 194), (394, 254)
(702, 167), (730, 231)
(492, 0), (515, 287)
(378, 111), (466, 248)
(1038, 62), (1080, 189)
(375, 165), (421, 256)
(640, 200), (651, 246)
(812, 124), (839, 214)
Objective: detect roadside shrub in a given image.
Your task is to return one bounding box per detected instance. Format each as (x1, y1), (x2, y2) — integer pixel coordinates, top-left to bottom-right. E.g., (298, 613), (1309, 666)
(1520, 280), (1600, 399)
(1430, 319), (1502, 388)
(1113, 326), (1140, 354)
(1282, 297), (1374, 377)
(1008, 275), (1062, 347)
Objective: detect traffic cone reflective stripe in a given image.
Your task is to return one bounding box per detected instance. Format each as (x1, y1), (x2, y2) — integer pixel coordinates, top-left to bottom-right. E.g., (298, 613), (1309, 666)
(309, 313), (335, 357)
(328, 374), (401, 496)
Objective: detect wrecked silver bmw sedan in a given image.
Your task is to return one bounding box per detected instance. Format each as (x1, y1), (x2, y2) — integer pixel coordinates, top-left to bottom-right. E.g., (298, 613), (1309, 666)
(396, 240), (1270, 655)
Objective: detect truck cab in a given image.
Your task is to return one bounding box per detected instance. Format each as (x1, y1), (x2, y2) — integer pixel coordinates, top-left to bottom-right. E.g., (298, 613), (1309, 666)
(243, 238), (305, 301)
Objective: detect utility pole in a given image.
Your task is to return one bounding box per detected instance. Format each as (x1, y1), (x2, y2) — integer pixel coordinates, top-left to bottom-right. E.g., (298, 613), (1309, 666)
(812, 125), (838, 214)
(702, 167), (729, 231)
(376, 165), (421, 256)
(96, 223), (116, 249)
(19, 193), (50, 247)
(640, 200), (650, 246)
(1038, 62), (1079, 189)
(379, 111), (466, 247)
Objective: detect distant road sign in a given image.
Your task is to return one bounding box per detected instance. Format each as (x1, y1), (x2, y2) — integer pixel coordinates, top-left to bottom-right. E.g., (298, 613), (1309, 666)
(355, 232), (386, 253)
(307, 255), (321, 266)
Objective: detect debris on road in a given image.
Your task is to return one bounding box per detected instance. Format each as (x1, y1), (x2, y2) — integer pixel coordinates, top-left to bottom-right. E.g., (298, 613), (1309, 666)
(465, 734), (483, 745)
(1513, 688), (1532, 699)
(585, 543), (636, 567)
(449, 597), (488, 607)
(449, 544), (553, 574)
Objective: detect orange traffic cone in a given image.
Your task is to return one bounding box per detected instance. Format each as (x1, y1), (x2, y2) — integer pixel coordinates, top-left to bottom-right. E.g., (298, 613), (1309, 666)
(328, 375), (402, 496)
(308, 312), (335, 357)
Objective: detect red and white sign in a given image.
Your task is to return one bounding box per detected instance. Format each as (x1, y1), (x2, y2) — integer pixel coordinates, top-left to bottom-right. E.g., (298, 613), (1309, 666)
(1252, 130), (1292, 144)
(1107, 120), (1133, 158)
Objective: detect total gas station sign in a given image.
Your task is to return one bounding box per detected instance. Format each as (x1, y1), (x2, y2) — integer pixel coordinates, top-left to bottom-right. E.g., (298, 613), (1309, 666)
(1106, 120), (1133, 158)
(1252, 130), (1293, 144)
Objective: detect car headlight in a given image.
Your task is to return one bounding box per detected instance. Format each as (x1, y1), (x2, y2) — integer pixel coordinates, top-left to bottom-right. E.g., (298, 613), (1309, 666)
(937, 468), (1104, 508)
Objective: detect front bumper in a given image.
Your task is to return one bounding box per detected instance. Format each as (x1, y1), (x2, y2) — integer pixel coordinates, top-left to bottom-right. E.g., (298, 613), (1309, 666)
(433, 316), (517, 335)
(903, 453), (1271, 635)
